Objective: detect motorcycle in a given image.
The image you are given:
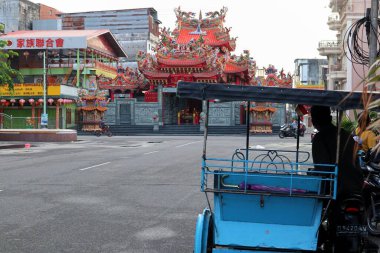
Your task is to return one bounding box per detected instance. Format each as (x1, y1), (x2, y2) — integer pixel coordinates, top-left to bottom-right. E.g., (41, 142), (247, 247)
(279, 124), (305, 138)
(95, 125), (113, 137)
(359, 150), (380, 236)
(319, 194), (375, 252)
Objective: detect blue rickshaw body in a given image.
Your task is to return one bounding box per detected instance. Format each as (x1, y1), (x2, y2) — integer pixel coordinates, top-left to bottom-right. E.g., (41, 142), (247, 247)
(178, 82), (376, 252)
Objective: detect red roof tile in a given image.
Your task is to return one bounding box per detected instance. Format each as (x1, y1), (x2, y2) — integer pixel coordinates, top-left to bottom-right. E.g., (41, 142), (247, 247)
(177, 29), (232, 49)
(224, 62), (248, 73)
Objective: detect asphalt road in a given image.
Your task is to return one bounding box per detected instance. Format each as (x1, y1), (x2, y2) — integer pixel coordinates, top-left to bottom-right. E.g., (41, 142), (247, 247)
(0, 135), (377, 253)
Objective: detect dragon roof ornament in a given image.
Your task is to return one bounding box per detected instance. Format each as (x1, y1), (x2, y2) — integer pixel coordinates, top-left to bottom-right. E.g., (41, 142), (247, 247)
(174, 6), (228, 30)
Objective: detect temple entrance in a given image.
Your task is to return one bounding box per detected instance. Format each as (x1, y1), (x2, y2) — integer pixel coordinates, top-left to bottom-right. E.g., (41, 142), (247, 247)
(177, 98), (202, 125)
(119, 104), (131, 124)
(162, 94), (202, 125)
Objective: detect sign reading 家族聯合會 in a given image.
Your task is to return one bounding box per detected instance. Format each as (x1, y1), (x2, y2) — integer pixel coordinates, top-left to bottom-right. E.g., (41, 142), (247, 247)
(3, 37), (87, 50)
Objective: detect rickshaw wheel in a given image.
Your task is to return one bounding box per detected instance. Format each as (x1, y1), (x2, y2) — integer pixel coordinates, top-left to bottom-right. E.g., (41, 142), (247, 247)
(194, 208), (213, 253)
(366, 202), (380, 236)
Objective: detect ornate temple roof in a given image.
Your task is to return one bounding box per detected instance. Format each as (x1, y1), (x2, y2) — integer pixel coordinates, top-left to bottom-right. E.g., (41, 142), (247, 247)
(136, 7), (256, 86)
(250, 65), (293, 88)
(224, 62), (249, 74)
(98, 67), (148, 91)
(173, 7), (235, 51)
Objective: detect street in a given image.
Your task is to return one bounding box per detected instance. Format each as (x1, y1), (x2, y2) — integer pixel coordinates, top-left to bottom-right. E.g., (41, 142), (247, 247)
(0, 135), (376, 252)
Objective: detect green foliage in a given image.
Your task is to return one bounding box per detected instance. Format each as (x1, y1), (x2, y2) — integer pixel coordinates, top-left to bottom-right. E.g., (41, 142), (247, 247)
(0, 39), (23, 90)
(341, 115), (356, 133)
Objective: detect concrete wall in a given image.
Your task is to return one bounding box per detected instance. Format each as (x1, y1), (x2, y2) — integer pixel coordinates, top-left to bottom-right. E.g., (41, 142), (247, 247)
(0, 0), (20, 32)
(39, 3), (61, 20)
(134, 102), (159, 125)
(208, 102), (235, 126)
(0, 0), (40, 32)
(105, 99), (159, 125)
(33, 19), (62, 30)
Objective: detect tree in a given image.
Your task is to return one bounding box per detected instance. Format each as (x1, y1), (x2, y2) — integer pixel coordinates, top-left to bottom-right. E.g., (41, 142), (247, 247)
(0, 24), (23, 90)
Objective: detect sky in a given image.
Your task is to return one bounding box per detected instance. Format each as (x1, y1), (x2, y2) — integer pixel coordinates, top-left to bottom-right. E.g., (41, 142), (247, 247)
(30, 0), (336, 72)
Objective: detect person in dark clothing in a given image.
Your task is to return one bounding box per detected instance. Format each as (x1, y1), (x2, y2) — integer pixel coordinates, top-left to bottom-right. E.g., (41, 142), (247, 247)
(99, 117), (106, 129)
(310, 106), (363, 199)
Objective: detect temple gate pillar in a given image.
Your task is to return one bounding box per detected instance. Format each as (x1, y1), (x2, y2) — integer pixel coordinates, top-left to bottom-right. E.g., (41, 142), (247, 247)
(157, 84), (163, 126)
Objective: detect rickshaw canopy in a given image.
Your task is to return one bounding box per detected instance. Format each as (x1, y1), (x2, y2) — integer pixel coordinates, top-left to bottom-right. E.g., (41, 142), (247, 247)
(177, 81), (380, 110)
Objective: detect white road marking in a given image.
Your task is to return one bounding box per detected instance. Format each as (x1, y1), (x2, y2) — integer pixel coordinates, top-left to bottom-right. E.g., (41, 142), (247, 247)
(175, 141), (201, 148)
(0, 190), (3, 192)
(79, 162), (111, 171)
(144, 151), (159, 155)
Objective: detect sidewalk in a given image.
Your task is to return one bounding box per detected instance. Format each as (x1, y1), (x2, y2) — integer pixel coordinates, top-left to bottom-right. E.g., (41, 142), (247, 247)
(0, 141), (30, 149)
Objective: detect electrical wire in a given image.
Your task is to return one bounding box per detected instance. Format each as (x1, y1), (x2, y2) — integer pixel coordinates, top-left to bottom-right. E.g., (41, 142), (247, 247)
(343, 15), (380, 66)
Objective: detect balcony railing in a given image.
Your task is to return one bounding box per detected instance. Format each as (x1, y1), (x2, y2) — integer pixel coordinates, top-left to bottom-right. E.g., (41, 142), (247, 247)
(327, 13), (340, 31)
(319, 40), (340, 48)
(318, 40), (341, 56)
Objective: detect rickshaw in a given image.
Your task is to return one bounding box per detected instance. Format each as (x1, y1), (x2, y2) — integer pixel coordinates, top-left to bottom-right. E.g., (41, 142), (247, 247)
(176, 81), (380, 253)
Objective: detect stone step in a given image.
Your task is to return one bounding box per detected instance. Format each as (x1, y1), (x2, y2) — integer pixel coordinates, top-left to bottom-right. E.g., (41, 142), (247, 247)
(77, 124), (281, 136)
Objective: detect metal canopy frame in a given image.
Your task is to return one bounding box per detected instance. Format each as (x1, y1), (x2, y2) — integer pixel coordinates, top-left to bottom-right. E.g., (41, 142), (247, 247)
(177, 81), (380, 110)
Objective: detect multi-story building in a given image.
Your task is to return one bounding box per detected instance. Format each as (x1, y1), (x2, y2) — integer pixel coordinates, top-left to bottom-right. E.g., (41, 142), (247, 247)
(59, 8), (161, 65)
(0, 29), (126, 129)
(318, 0), (370, 91)
(293, 58), (328, 127)
(293, 58), (328, 89)
(0, 0), (60, 32)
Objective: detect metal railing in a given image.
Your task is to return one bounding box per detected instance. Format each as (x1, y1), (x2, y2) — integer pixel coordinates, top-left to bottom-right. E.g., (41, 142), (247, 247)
(0, 113), (54, 129)
(318, 40), (340, 48)
(199, 148), (337, 199)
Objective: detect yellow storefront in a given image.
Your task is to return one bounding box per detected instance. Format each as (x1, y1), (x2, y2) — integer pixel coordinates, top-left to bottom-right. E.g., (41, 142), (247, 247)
(0, 83), (77, 129)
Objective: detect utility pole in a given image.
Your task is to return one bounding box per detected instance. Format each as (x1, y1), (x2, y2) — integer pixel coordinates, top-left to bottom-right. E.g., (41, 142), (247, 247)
(369, 0), (378, 66)
(369, 0), (378, 91)
(41, 51), (48, 128)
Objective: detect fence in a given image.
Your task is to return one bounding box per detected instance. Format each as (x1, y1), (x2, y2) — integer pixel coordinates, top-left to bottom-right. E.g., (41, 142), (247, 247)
(0, 113), (55, 129)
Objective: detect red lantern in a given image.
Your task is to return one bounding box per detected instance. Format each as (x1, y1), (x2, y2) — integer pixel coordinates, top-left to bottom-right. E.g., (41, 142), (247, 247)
(28, 98), (35, 105)
(57, 98), (63, 104)
(0, 99), (6, 105)
(48, 98), (54, 105)
(19, 99), (25, 106)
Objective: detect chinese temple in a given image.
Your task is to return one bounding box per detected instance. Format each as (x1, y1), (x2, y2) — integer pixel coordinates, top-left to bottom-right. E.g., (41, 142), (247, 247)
(136, 7), (256, 125)
(248, 65), (293, 133)
(97, 67), (149, 100)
